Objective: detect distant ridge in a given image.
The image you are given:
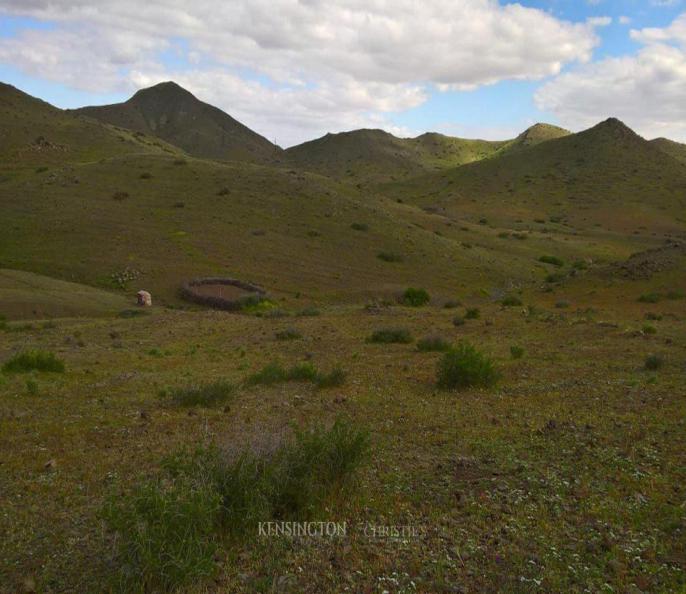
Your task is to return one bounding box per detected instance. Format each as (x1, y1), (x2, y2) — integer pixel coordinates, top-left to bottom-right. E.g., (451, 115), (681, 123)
(495, 123), (571, 156)
(72, 81), (280, 163)
(650, 137), (686, 164)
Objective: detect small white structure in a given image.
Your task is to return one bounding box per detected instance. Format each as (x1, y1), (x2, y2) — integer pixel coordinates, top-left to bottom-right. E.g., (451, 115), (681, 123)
(136, 290), (152, 307)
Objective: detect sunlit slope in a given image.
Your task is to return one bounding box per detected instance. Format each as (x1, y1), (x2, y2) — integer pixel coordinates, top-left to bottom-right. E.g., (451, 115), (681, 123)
(381, 118), (686, 237)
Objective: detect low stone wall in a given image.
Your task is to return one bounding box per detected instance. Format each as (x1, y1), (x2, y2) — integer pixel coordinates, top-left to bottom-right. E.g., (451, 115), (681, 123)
(179, 277), (267, 311)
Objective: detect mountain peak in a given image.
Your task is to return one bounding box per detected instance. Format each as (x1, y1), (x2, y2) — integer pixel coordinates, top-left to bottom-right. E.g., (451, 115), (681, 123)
(591, 117), (638, 137)
(130, 81), (195, 102)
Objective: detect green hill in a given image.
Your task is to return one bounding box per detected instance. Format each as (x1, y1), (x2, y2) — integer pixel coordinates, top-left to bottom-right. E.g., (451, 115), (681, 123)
(0, 82), (171, 167)
(72, 82), (280, 163)
(285, 128), (504, 182)
(382, 118), (686, 237)
(650, 137), (686, 164)
(495, 123), (571, 156)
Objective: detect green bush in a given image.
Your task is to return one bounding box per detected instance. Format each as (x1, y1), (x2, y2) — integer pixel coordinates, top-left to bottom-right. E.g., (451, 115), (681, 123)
(165, 380), (235, 407)
(246, 362), (288, 385)
(314, 367), (346, 389)
(638, 293), (660, 304)
(436, 341), (499, 390)
(545, 272), (565, 283)
(443, 300), (461, 309)
(402, 287), (430, 307)
(367, 327), (413, 344)
(510, 345), (525, 359)
(666, 289), (684, 300)
(500, 295), (522, 307)
(350, 222), (369, 231)
(642, 324), (657, 335)
(464, 308), (480, 320)
(417, 335), (451, 352)
(555, 300), (571, 309)
(644, 354), (664, 370)
(296, 307), (320, 317)
(103, 473), (221, 593)
(452, 316), (465, 327)
(539, 255), (564, 267)
(377, 251), (403, 263)
(2, 350), (65, 374)
(288, 363), (319, 382)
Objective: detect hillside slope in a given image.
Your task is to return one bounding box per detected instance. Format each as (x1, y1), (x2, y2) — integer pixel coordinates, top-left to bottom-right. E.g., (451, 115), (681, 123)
(495, 123), (570, 156)
(651, 137), (686, 164)
(285, 128), (504, 182)
(0, 82), (170, 167)
(73, 82), (280, 163)
(382, 118), (686, 236)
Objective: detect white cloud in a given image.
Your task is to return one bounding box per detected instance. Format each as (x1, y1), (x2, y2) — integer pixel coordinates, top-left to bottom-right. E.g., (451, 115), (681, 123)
(587, 16), (612, 27)
(619, 16), (632, 26)
(0, 0), (602, 144)
(535, 27), (686, 141)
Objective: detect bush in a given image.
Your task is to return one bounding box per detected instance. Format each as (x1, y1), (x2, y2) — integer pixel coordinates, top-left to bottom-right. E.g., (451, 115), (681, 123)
(545, 272), (565, 283)
(644, 354), (664, 370)
(296, 307), (320, 317)
(350, 222), (369, 231)
(417, 335), (451, 352)
(103, 473), (221, 593)
(287, 363), (319, 382)
(638, 293), (660, 304)
(377, 251), (403, 263)
(555, 300), (571, 309)
(572, 260), (588, 270)
(402, 287), (430, 307)
(464, 308), (480, 320)
(436, 341), (499, 390)
(501, 295), (522, 307)
(314, 367), (346, 389)
(165, 380), (235, 407)
(367, 327), (413, 344)
(644, 312), (663, 321)
(275, 328), (302, 341)
(642, 324), (657, 335)
(2, 350), (65, 374)
(246, 362), (288, 386)
(510, 345), (525, 359)
(666, 289), (685, 300)
(452, 316), (465, 327)
(539, 255), (564, 267)
(443, 300), (461, 309)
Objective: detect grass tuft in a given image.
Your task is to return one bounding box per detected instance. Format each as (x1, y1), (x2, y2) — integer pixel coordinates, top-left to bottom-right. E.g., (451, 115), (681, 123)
(417, 335), (451, 352)
(164, 380), (235, 407)
(402, 287), (430, 307)
(367, 327), (413, 344)
(437, 341), (499, 390)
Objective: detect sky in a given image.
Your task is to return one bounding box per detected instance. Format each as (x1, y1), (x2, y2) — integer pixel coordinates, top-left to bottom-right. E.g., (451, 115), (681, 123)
(0, 0), (685, 147)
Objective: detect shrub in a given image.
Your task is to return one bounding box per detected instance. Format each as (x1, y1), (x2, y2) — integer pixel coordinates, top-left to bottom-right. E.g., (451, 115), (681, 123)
(2, 350), (65, 374)
(638, 293), (660, 304)
(139, 172), (152, 179)
(644, 354), (664, 370)
(417, 335), (451, 352)
(165, 380), (235, 407)
(443, 300), (461, 309)
(666, 290), (685, 300)
(501, 295), (522, 307)
(402, 287), (430, 307)
(103, 473), (221, 593)
(350, 222), (369, 231)
(555, 300), (571, 309)
(644, 312), (662, 321)
(452, 315), (465, 327)
(314, 367), (346, 389)
(377, 251), (403, 263)
(464, 308), (480, 320)
(436, 341), (499, 390)
(545, 272), (565, 283)
(367, 328), (413, 344)
(275, 328), (302, 341)
(539, 255), (564, 267)
(572, 260), (588, 270)
(642, 324), (657, 335)
(112, 191), (129, 201)
(246, 362), (288, 386)
(510, 345), (525, 359)
(287, 363), (319, 382)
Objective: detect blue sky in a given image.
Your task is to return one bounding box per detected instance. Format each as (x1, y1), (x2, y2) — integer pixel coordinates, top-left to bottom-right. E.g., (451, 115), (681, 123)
(1, 1), (685, 145)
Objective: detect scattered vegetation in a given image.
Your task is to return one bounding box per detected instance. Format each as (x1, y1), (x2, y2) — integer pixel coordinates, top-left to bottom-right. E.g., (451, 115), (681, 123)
(644, 354), (664, 371)
(246, 362), (346, 389)
(377, 251), (403, 263)
(436, 341), (499, 390)
(510, 345), (525, 359)
(464, 307), (480, 320)
(275, 328), (302, 341)
(350, 222), (369, 231)
(500, 295), (522, 307)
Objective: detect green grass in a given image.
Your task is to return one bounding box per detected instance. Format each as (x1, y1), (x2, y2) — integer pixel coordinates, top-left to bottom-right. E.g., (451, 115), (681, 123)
(367, 327), (413, 344)
(464, 308), (480, 320)
(500, 295), (523, 307)
(436, 341), (499, 390)
(539, 255), (564, 267)
(275, 328), (302, 341)
(246, 362), (346, 389)
(2, 350), (65, 374)
(510, 345), (525, 359)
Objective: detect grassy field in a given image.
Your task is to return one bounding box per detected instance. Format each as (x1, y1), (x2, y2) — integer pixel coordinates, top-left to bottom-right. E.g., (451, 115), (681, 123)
(1, 280), (684, 593)
(1, 82), (685, 593)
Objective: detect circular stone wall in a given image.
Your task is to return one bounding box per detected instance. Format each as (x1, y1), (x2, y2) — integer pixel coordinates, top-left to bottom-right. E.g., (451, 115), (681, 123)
(179, 277), (267, 311)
